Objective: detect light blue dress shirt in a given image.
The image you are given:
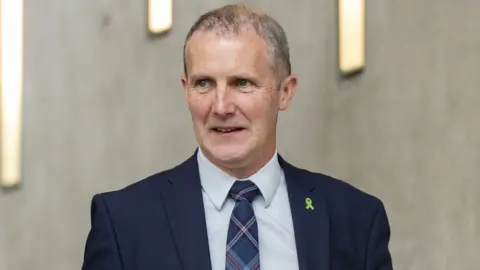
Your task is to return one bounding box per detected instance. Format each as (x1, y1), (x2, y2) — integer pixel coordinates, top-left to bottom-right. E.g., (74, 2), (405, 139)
(197, 148), (299, 270)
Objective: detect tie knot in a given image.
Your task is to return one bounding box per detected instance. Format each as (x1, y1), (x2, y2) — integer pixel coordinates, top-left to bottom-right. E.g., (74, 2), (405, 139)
(229, 180), (260, 203)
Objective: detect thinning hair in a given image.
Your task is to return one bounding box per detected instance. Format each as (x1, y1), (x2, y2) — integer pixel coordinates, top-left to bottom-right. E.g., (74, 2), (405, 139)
(182, 4), (291, 86)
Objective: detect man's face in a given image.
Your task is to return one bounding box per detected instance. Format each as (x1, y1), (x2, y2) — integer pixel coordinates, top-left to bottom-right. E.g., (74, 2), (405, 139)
(182, 29), (296, 176)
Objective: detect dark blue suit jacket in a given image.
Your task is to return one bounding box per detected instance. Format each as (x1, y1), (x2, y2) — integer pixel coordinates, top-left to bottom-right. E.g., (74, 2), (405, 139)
(82, 152), (393, 270)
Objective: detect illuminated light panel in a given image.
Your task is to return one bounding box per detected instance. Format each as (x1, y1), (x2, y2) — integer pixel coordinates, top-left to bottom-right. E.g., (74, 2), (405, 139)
(338, 0), (365, 74)
(148, 0), (172, 34)
(0, 0), (23, 188)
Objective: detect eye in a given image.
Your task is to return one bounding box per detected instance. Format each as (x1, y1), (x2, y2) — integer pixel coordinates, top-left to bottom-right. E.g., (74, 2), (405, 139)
(196, 79), (210, 87)
(236, 79), (250, 87)
(192, 79), (213, 93)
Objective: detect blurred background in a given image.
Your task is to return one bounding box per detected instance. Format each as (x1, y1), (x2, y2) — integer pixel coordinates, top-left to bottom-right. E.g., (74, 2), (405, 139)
(1, 0), (479, 269)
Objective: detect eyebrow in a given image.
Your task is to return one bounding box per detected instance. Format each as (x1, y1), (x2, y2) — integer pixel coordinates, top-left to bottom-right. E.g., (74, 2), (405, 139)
(189, 74), (214, 83)
(231, 73), (258, 80)
(190, 73), (258, 81)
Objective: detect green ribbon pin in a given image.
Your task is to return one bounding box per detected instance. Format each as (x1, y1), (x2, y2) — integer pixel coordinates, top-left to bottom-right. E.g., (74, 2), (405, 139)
(305, 197), (314, 210)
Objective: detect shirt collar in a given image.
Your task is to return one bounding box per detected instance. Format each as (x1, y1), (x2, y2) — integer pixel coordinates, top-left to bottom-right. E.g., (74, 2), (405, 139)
(197, 147), (282, 210)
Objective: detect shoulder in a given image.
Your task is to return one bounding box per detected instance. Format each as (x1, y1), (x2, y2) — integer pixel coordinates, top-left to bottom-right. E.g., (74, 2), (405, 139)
(95, 169), (170, 203)
(282, 159), (385, 217)
(311, 169), (382, 209)
(92, 154), (195, 213)
(290, 165), (389, 242)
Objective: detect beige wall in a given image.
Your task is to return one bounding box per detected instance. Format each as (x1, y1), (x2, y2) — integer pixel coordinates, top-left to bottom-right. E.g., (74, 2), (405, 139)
(1, 0), (479, 269)
(318, 1), (480, 269)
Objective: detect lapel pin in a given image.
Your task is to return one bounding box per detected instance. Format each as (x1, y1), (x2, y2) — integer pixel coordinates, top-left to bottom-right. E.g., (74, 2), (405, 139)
(305, 197), (315, 211)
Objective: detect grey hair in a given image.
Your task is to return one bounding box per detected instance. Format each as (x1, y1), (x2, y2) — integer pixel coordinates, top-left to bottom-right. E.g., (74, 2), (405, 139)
(182, 4), (291, 86)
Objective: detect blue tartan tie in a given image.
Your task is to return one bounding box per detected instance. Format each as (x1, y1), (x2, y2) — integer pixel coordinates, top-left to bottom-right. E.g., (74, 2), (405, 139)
(225, 180), (261, 270)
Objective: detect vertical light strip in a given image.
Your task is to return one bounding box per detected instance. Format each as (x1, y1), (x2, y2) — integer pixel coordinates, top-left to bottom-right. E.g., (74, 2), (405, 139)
(338, 0), (365, 74)
(148, 0), (172, 34)
(0, 0), (23, 188)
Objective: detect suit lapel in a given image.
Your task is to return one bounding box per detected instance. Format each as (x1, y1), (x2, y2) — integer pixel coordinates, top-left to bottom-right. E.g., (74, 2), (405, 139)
(280, 156), (330, 270)
(160, 152), (212, 270)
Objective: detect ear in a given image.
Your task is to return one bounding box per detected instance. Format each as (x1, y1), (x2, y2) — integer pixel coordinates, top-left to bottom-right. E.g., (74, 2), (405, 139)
(181, 76), (188, 91)
(181, 76), (190, 108)
(278, 75), (297, 111)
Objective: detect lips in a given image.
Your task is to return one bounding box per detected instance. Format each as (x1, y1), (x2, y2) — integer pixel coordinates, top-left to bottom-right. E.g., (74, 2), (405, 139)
(211, 127), (245, 133)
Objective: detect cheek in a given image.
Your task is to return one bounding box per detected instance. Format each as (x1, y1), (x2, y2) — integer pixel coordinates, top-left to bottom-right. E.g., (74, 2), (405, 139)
(242, 99), (277, 128)
(188, 103), (208, 125)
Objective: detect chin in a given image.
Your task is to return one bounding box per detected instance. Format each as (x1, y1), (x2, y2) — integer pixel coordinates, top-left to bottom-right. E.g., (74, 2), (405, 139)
(203, 144), (250, 166)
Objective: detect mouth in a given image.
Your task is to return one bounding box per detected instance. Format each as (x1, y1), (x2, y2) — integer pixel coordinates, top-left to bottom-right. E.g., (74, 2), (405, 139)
(210, 127), (246, 134)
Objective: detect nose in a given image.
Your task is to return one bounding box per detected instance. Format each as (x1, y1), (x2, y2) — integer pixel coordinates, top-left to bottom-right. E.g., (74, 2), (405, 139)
(212, 85), (235, 117)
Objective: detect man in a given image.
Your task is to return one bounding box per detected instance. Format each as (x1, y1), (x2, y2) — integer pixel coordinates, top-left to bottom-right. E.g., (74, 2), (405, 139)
(82, 4), (393, 270)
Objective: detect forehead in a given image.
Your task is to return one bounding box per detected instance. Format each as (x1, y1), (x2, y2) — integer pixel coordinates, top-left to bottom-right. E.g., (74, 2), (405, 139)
(185, 30), (272, 76)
